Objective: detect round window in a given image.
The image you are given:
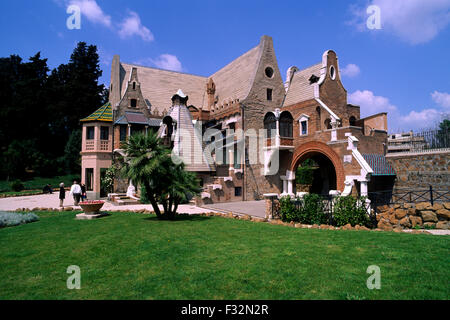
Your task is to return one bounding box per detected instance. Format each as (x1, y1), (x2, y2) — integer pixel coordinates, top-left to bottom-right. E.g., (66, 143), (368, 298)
(265, 67), (274, 78)
(329, 65), (336, 80)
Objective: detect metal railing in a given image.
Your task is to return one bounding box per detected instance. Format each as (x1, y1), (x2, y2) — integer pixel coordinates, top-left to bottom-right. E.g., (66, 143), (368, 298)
(388, 129), (450, 153)
(369, 185), (450, 213)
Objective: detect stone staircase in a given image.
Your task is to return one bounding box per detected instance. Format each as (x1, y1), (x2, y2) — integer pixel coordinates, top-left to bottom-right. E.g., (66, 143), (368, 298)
(109, 193), (140, 206)
(197, 167), (244, 205)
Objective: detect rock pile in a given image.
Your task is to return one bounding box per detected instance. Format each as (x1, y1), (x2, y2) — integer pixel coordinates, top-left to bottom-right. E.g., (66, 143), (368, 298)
(376, 202), (450, 231)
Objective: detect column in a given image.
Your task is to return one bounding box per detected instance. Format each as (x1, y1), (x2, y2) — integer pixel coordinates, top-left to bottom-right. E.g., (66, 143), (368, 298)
(360, 180), (368, 196)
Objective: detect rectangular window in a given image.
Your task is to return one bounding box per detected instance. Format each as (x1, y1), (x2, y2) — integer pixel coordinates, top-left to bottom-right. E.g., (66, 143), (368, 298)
(100, 126), (109, 140)
(266, 88), (272, 101)
(85, 168), (94, 191)
(86, 127), (95, 140)
(301, 121), (307, 135)
(234, 187), (242, 197)
(120, 126), (127, 141)
(130, 99), (137, 108)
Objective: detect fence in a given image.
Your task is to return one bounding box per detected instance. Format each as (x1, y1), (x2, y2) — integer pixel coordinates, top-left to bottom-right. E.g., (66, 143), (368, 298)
(388, 128), (450, 153)
(368, 185), (450, 213)
(288, 195), (377, 228)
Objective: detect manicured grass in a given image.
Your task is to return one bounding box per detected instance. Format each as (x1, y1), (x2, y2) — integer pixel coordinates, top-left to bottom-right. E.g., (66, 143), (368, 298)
(0, 211), (448, 300)
(0, 174), (79, 193)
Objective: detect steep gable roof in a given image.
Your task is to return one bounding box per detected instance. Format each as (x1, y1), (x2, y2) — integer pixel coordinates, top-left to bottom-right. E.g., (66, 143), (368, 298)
(208, 44), (261, 104)
(119, 64), (207, 113)
(283, 63), (321, 107)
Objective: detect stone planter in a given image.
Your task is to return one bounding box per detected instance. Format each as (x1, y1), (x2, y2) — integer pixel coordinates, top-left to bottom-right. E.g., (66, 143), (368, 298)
(79, 201), (104, 215)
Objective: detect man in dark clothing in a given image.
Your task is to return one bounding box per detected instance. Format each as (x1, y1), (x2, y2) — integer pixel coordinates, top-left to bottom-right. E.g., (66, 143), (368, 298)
(59, 183), (65, 207)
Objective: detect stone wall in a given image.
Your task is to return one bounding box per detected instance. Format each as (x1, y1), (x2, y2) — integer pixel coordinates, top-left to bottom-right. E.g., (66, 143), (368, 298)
(386, 150), (450, 190)
(376, 202), (450, 230)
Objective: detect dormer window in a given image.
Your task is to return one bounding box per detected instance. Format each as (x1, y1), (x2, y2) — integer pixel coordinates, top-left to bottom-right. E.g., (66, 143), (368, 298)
(130, 99), (137, 108)
(133, 82), (136, 90)
(309, 74), (319, 84)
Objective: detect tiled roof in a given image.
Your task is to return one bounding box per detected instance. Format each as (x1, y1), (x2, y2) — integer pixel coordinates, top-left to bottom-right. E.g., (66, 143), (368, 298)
(362, 154), (396, 176)
(209, 44), (261, 104)
(114, 112), (162, 127)
(80, 103), (113, 122)
(119, 64), (207, 113)
(283, 63), (322, 107)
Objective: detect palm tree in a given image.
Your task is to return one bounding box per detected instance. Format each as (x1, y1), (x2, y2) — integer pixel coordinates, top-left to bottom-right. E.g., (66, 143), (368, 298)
(120, 131), (169, 219)
(160, 162), (201, 219)
(120, 131), (200, 220)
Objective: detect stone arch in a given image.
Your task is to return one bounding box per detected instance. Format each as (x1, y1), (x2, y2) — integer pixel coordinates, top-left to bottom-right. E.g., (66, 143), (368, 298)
(290, 141), (345, 191)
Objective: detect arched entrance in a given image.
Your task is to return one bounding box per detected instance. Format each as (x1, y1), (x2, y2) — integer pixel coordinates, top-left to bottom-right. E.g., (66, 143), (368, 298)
(290, 141), (345, 193)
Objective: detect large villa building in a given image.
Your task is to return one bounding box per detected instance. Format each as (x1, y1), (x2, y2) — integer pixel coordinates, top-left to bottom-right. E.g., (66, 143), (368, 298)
(80, 35), (394, 202)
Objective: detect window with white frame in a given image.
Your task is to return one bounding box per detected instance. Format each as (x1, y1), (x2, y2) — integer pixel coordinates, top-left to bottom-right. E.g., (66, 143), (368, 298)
(298, 114), (310, 136)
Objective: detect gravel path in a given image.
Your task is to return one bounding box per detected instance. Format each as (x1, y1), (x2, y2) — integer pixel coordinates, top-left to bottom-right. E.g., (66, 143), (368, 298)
(0, 193), (216, 215)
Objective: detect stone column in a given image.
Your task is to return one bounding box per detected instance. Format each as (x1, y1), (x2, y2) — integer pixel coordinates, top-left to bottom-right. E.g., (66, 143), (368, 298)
(360, 180), (368, 196)
(127, 124), (131, 138)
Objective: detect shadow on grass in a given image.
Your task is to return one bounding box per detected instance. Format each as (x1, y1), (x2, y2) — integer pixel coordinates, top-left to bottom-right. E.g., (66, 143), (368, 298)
(142, 214), (212, 223)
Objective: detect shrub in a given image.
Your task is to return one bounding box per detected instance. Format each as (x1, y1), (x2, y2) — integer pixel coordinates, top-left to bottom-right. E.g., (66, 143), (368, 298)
(0, 212), (39, 228)
(333, 196), (369, 227)
(10, 180), (24, 192)
(279, 194), (328, 224)
(300, 194), (328, 225)
(279, 196), (299, 222)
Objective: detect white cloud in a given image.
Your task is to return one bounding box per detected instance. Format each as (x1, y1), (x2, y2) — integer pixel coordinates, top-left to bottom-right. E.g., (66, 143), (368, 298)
(340, 63), (360, 78)
(348, 0), (450, 44)
(348, 90), (397, 118)
(431, 91), (450, 109)
(348, 90), (446, 132)
(150, 54), (183, 72)
(118, 11), (154, 42)
(69, 0), (112, 27)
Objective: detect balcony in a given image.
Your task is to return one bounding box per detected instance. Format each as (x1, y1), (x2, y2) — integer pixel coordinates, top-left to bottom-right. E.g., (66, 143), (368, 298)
(82, 139), (112, 152)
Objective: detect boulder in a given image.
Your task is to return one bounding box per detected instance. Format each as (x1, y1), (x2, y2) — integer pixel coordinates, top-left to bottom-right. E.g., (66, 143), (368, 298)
(294, 223), (302, 228)
(311, 224), (319, 229)
(342, 223), (353, 230)
(407, 208), (419, 216)
(64, 207), (73, 211)
(423, 222), (436, 228)
(443, 202), (450, 210)
(394, 209), (407, 219)
(227, 212), (234, 218)
(393, 204), (401, 209)
(409, 216), (423, 227)
(431, 203), (444, 211)
(436, 221), (449, 230)
(416, 202), (432, 211)
(387, 214), (398, 225)
(377, 218), (393, 231)
(403, 203), (413, 209)
(421, 211), (438, 223)
(436, 209), (450, 220)
(393, 227), (403, 233)
(399, 217), (412, 228)
(360, 226), (370, 231)
(320, 224), (330, 229)
(378, 204), (389, 212)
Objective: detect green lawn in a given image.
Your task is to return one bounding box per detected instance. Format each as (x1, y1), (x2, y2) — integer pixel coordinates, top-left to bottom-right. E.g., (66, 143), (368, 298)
(0, 211), (448, 300)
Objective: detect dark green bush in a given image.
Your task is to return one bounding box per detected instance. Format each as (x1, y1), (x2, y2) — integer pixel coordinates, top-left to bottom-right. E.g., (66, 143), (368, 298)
(10, 180), (24, 192)
(300, 194), (328, 225)
(333, 196), (369, 227)
(279, 196), (299, 222)
(279, 194), (328, 224)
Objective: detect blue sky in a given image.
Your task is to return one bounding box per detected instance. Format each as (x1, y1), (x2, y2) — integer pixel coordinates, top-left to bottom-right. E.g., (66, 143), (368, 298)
(1, 0), (449, 132)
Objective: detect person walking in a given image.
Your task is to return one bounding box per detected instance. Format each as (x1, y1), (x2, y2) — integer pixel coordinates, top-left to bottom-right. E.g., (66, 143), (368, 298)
(69, 180), (82, 206)
(59, 183), (65, 207)
(81, 183), (87, 201)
